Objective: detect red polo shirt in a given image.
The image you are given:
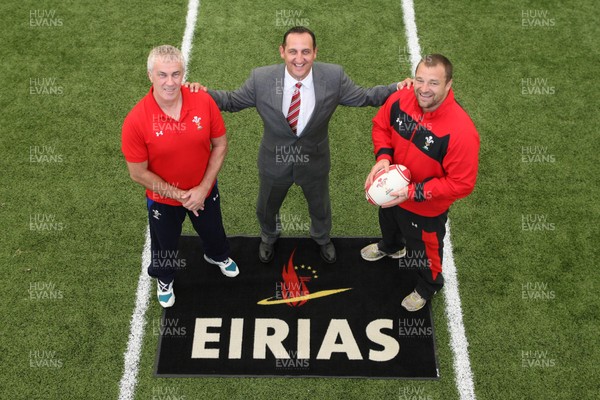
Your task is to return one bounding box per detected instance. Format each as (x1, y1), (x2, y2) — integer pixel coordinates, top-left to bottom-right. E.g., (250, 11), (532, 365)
(121, 86), (226, 206)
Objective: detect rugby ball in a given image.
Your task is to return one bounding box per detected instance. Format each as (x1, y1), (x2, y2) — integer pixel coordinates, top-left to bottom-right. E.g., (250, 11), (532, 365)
(365, 164), (411, 206)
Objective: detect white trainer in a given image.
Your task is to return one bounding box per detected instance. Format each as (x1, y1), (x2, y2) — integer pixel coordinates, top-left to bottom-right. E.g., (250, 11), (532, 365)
(360, 243), (406, 261)
(157, 279), (175, 308)
(204, 255), (240, 277)
(401, 290), (426, 312)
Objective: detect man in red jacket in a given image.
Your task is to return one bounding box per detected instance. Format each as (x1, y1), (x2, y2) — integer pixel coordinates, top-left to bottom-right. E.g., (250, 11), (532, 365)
(361, 54), (480, 312)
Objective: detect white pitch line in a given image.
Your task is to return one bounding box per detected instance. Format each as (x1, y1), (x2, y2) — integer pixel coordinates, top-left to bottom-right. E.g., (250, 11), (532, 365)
(181, 0), (200, 82)
(400, 1), (477, 399)
(117, 227), (152, 400)
(400, 0), (422, 71)
(443, 225), (476, 399)
(117, 1), (200, 399)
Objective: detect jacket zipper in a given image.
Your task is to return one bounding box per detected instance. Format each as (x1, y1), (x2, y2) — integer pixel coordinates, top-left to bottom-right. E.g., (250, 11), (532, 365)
(401, 114), (423, 164)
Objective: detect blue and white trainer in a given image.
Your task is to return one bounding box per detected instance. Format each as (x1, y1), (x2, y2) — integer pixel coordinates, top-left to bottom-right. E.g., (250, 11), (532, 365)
(203, 255), (239, 277)
(157, 279), (175, 308)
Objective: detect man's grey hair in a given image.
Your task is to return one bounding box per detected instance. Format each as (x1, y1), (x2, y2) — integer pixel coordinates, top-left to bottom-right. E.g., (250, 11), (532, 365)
(147, 45), (186, 73)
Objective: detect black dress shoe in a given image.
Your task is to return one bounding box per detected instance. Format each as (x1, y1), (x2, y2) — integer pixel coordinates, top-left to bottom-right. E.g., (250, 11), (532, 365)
(259, 241), (274, 263)
(319, 241), (337, 264)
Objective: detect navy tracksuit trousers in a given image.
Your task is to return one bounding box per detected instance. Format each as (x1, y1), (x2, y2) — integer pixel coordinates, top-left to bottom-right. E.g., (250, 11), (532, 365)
(146, 184), (230, 283)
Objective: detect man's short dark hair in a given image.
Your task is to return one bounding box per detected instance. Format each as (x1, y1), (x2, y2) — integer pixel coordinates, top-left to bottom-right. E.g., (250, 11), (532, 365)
(417, 54), (453, 82)
(282, 26), (316, 49)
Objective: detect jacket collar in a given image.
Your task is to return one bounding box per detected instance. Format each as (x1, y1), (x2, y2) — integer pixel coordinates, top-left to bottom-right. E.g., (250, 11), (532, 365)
(415, 88), (455, 119)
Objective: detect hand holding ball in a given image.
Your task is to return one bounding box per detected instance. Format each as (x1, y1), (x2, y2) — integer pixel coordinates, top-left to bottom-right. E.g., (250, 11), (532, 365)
(365, 164), (411, 206)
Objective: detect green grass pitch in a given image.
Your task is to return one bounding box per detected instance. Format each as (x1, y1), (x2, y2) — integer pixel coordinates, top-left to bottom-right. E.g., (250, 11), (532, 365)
(1, 0), (598, 399)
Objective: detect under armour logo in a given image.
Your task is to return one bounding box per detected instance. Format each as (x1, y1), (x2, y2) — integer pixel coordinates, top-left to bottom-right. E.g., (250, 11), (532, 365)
(155, 130), (164, 137)
(152, 210), (161, 220)
(212, 193), (219, 201)
(411, 222), (418, 228)
(396, 117), (403, 130)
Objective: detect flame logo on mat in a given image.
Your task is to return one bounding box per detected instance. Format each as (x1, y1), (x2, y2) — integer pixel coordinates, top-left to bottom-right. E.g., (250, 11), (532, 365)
(257, 249), (352, 306)
(281, 249), (310, 307)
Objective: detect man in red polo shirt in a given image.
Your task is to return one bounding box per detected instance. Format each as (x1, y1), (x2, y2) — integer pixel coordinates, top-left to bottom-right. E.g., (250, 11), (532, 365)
(122, 45), (238, 308)
(361, 54), (479, 312)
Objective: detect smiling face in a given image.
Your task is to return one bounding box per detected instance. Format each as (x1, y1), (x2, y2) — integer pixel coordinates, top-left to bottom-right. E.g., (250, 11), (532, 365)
(148, 58), (183, 105)
(279, 32), (317, 81)
(413, 63), (452, 113)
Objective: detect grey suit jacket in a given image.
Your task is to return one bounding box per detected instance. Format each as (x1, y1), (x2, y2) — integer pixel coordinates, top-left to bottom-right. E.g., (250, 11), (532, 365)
(208, 62), (396, 185)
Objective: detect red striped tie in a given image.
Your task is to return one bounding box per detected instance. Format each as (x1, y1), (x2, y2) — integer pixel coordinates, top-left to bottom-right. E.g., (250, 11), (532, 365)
(287, 82), (302, 134)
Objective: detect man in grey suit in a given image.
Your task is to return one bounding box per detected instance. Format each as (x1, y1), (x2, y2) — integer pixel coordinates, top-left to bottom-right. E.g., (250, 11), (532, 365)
(204, 26), (400, 264)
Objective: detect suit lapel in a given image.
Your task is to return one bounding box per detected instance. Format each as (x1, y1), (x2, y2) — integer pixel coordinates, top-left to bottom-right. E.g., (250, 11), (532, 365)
(302, 63), (325, 135)
(270, 65), (284, 114)
(269, 65), (295, 135)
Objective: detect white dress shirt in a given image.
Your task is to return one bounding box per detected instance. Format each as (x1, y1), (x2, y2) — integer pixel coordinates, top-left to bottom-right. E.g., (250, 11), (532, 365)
(281, 67), (315, 136)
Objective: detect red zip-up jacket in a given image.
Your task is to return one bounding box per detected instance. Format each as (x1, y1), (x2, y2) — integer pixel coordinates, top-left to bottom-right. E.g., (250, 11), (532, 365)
(372, 88), (479, 217)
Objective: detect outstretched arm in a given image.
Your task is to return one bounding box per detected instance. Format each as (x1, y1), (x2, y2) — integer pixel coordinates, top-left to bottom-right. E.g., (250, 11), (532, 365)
(183, 71), (258, 112)
(208, 74), (257, 112)
(339, 69), (413, 107)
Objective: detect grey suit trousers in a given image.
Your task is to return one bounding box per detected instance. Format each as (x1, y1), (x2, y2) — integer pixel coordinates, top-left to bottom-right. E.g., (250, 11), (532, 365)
(257, 173), (331, 245)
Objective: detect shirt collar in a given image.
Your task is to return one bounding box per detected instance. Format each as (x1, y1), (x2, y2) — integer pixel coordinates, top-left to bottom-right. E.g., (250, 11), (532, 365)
(148, 86), (190, 118)
(284, 67), (313, 90)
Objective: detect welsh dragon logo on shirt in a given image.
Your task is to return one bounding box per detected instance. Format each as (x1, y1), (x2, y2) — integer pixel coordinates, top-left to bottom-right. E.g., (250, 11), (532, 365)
(423, 136), (434, 151)
(192, 116), (202, 130)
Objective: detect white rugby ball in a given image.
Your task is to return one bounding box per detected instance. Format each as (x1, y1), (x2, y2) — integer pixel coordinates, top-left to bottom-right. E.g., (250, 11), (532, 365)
(365, 164), (411, 206)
